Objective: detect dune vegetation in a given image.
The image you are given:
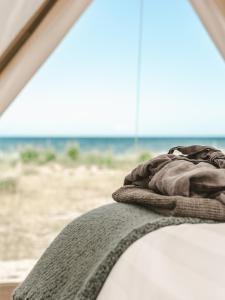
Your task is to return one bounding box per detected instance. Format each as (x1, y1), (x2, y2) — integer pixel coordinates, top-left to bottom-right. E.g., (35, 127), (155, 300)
(18, 144), (152, 168)
(0, 144), (153, 281)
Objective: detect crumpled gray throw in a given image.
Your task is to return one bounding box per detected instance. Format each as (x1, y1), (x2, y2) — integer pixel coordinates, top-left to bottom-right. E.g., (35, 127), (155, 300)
(113, 145), (225, 221)
(13, 204), (212, 300)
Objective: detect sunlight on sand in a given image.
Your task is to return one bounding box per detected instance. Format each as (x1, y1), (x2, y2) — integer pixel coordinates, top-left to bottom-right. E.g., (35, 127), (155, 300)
(0, 163), (127, 281)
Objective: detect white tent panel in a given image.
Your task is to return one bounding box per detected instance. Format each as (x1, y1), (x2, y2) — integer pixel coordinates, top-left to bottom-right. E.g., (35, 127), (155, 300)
(0, 0), (91, 115)
(190, 0), (225, 60)
(0, 0), (45, 58)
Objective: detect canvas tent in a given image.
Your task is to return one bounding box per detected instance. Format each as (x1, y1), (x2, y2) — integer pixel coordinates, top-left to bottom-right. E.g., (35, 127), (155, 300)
(0, 0), (91, 115)
(0, 1), (225, 299)
(0, 0), (224, 114)
(190, 0), (225, 60)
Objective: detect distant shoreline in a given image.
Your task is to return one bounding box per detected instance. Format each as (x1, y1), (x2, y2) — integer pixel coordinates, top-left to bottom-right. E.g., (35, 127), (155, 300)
(0, 136), (225, 153)
(0, 136), (225, 139)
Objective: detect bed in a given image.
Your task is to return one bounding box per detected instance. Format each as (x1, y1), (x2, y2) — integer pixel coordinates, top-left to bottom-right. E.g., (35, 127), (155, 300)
(13, 203), (223, 300)
(98, 223), (225, 300)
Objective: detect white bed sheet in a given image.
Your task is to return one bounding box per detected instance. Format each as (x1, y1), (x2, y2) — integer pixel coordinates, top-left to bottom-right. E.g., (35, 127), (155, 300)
(97, 223), (225, 300)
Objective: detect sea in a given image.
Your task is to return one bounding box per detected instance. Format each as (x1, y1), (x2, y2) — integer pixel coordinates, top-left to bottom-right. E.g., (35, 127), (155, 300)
(0, 137), (225, 153)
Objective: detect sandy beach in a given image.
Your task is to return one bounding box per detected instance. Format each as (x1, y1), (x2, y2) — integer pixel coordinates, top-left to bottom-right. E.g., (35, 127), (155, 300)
(0, 161), (130, 282)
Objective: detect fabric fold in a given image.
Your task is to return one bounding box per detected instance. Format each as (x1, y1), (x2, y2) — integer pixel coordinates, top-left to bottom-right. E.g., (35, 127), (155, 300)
(113, 186), (225, 221)
(13, 204), (213, 300)
(114, 145), (225, 220)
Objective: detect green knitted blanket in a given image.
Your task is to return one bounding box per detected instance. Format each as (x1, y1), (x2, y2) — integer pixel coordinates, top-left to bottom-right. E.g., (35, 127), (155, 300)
(13, 203), (213, 300)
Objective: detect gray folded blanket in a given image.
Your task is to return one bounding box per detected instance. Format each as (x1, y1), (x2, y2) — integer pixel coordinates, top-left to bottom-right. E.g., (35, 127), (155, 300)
(13, 203), (213, 300)
(113, 145), (225, 221)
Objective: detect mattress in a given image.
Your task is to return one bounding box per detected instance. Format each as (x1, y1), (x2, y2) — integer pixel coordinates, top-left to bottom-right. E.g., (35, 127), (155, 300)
(97, 223), (225, 300)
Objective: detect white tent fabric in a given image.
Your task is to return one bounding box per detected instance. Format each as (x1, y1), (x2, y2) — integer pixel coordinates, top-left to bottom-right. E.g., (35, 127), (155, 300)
(0, 0), (91, 115)
(190, 0), (225, 60)
(0, 0), (45, 59)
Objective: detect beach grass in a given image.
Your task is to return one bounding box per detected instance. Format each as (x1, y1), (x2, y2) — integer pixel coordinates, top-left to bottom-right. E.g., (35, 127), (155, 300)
(0, 177), (17, 193)
(0, 144), (153, 281)
(66, 144), (79, 161)
(16, 144), (153, 168)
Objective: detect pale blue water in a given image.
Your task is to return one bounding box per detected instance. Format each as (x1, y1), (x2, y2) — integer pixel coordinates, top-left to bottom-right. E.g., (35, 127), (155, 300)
(1, 137), (225, 153)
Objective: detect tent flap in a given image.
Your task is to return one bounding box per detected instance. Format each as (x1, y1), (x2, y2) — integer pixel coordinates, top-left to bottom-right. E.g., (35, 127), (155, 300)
(190, 0), (225, 60)
(0, 0), (91, 115)
(0, 0), (56, 73)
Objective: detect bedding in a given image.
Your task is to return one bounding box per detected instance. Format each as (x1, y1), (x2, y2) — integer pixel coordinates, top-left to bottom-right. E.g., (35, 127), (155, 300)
(113, 185), (225, 221)
(98, 222), (225, 300)
(113, 145), (225, 221)
(13, 203), (212, 300)
(124, 145), (225, 201)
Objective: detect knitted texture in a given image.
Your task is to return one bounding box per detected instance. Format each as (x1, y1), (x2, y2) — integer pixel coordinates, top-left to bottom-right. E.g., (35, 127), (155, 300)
(13, 203), (214, 300)
(113, 186), (225, 221)
(124, 145), (225, 203)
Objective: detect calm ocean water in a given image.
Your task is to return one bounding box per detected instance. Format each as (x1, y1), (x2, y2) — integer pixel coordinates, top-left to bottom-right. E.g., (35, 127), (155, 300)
(1, 137), (225, 153)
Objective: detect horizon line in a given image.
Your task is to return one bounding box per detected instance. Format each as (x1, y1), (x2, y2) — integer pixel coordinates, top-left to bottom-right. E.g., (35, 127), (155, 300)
(0, 135), (225, 139)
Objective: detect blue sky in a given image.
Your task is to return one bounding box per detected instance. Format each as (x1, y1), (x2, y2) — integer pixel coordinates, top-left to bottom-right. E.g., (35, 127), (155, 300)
(0, 0), (224, 137)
